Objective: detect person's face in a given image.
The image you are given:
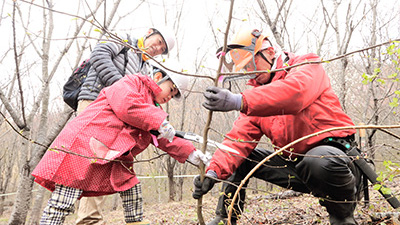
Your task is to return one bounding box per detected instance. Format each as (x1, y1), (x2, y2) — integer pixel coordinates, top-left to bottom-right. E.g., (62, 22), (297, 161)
(143, 29), (167, 57)
(154, 72), (179, 104)
(244, 47), (275, 84)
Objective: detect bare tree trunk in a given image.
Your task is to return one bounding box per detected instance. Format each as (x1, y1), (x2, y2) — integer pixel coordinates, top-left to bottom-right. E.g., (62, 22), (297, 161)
(28, 187), (46, 225)
(7, 106), (72, 225)
(8, 137), (33, 225)
(25, 0), (53, 221)
(0, 133), (16, 216)
(364, 0), (379, 159)
(0, 196), (4, 216)
(176, 164), (188, 201)
(330, 0), (364, 111)
(166, 157), (177, 202)
(332, 0), (346, 108)
(4, 0), (108, 223)
(256, 0), (289, 47)
(256, 0), (290, 48)
(8, 0), (53, 222)
(338, 58), (349, 111)
(163, 101), (177, 202)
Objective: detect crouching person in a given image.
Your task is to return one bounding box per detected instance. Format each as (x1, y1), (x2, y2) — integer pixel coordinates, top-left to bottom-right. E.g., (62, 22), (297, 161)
(193, 28), (362, 225)
(32, 64), (210, 225)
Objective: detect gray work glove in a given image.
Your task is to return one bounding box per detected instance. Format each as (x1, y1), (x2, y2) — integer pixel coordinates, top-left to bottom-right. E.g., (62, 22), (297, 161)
(192, 170), (218, 199)
(202, 86), (242, 112)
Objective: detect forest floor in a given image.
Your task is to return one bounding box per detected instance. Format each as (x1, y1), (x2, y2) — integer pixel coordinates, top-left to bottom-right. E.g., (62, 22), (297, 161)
(1, 185), (400, 224)
(64, 190), (400, 225)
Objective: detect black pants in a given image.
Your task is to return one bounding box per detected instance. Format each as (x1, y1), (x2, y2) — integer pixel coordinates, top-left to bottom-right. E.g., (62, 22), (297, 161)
(215, 145), (362, 220)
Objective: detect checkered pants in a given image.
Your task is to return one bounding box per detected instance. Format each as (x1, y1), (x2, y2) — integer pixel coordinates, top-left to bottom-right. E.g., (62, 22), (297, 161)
(119, 182), (143, 222)
(40, 183), (143, 224)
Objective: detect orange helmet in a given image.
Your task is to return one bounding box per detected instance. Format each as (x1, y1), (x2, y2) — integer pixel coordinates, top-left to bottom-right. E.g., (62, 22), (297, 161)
(216, 28), (269, 72)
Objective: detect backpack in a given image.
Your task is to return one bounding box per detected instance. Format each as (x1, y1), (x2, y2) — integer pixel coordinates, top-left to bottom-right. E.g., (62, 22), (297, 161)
(63, 39), (132, 111)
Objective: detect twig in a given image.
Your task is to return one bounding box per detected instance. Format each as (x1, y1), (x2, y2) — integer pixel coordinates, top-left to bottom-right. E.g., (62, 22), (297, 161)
(198, 1), (235, 224)
(0, 110), (168, 165)
(379, 128), (400, 140)
(12, 1), (27, 129)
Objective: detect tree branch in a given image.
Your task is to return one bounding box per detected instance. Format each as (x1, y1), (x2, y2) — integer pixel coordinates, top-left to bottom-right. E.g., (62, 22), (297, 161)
(12, 1), (27, 129)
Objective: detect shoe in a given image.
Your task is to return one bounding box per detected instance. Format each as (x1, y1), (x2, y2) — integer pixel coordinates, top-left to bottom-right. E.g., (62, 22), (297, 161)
(126, 220), (151, 225)
(207, 215), (237, 225)
(329, 214), (357, 225)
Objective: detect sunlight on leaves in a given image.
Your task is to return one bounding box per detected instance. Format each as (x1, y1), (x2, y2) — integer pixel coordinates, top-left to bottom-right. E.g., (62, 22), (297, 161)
(389, 97), (399, 108)
(388, 73), (398, 78)
(94, 28), (102, 33)
(373, 183), (382, 191)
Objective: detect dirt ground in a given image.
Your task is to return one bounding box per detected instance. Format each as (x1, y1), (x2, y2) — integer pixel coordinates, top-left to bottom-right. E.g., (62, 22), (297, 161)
(63, 190), (400, 225)
(1, 185), (400, 224)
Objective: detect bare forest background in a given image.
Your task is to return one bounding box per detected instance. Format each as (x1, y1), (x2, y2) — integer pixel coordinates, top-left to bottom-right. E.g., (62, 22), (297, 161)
(0, 0), (399, 224)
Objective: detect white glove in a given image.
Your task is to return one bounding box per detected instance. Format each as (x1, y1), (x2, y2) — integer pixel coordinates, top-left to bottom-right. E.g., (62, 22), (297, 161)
(157, 119), (176, 142)
(187, 150), (212, 167)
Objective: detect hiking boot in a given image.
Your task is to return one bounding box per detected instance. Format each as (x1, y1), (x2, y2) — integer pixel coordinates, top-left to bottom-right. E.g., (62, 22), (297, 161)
(207, 215), (237, 225)
(126, 220), (151, 225)
(329, 214), (357, 225)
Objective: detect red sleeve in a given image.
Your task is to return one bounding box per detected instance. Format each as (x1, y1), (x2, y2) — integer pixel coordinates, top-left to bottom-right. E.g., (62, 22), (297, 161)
(206, 114), (264, 179)
(242, 54), (330, 117)
(156, 137), (195, 163)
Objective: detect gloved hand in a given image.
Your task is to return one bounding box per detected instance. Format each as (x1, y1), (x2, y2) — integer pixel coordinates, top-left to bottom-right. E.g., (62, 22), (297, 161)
(187, 150), (212, 167)
(157, 119), (176, 142)
(192, 170), (218, 199)
(202, 86), (243, 112)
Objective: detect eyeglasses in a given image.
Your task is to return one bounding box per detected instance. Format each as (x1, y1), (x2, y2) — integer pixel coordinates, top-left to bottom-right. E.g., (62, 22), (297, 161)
(243, 58), (257, 71)
(241, 51), (272, 72)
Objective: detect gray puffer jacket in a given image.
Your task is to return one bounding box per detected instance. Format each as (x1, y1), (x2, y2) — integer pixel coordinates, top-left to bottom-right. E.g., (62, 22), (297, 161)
(78, 35), (151, 101)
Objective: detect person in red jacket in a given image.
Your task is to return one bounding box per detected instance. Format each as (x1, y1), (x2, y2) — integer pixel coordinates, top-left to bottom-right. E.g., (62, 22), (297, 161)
(33, 64), (210, 225)
(192, 28), (362, 225)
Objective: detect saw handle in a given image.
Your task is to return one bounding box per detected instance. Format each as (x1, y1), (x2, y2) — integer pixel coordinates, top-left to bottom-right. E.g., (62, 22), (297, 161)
(149, 130), (185, 139)
(347, 147), (400, 209)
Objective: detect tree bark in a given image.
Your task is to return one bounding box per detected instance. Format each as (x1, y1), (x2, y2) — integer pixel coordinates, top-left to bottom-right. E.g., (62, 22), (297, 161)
(364, 0), (379, 159)
(166, 157), (177, 202)
(8, 138), (33, 225)
(28, 187), (46, 225)
(5, 0), (106, 223)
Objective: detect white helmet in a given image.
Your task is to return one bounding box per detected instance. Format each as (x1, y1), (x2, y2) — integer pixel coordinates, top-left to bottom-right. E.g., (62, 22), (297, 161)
(151, 27), (176, 55)
(168, 70), (190, 101)
(151, 61), (190, 101)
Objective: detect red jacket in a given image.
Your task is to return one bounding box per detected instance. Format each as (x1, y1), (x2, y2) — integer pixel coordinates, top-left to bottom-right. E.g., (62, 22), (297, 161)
(208, 52), (356, 179)
(32, 74), (194, 196)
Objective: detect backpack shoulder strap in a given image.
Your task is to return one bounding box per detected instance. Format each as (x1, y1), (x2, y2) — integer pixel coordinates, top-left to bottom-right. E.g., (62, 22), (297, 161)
(119, 34), (132, 55)
(119, 34), (132, 74)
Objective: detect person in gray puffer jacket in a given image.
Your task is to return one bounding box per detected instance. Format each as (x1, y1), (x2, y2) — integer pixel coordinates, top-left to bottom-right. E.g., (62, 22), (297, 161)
(77, 27), (176, 109)
(75, 27), (176, 225)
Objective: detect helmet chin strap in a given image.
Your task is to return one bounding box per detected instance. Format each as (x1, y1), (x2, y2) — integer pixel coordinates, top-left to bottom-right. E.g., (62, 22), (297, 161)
(256, 52), (275, 84)
(257, 51), (274, 68)
(156, 75), (170, 86)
